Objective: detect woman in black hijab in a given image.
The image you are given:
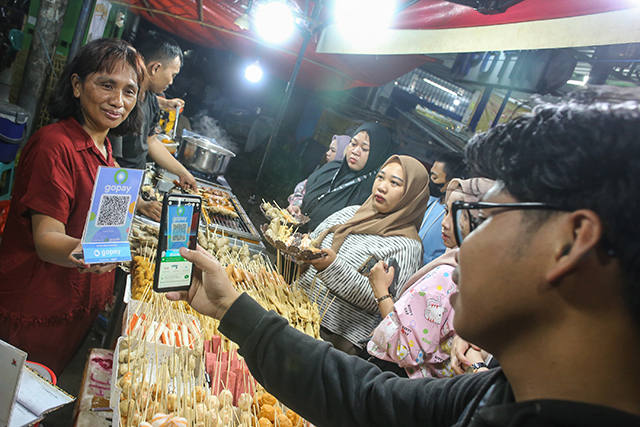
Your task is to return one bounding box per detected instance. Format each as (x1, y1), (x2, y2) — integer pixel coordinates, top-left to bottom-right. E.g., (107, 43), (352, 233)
(300, 122), (392, 231)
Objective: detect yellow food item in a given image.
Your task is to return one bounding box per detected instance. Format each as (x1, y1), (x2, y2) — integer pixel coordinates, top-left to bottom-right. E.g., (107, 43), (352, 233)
(261, 393), (277, 406)
(286, 409), (302, 427)
(260, 404), (275, 422)
(277, 414), (293, 427)
(258, 418), (273, 427)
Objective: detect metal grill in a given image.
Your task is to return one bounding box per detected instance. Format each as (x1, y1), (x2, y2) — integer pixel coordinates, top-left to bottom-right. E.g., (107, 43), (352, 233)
(205, 193), (261, 242)
(208, 210), (251, 234)
(188, 169), (225, 185)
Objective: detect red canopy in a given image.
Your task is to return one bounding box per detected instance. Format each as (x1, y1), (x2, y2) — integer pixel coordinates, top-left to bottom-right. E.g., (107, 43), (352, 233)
(116, 0), (638, 91)
(394, 0), (638, 29)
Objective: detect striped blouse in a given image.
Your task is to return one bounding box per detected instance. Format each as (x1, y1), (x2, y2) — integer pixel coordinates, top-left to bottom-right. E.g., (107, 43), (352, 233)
(299, 205), (423, 347)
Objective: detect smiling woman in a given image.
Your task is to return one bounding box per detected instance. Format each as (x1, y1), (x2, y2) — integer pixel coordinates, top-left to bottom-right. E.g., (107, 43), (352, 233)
(0, 38), (145, 375)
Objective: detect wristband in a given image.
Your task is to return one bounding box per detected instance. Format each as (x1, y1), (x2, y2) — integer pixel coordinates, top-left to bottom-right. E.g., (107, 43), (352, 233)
(374, 294), (393, 304)
(465, 362), (488, 374)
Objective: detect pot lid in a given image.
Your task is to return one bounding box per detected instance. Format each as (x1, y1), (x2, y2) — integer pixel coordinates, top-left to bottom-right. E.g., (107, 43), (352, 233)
(184, 135), (236, 157)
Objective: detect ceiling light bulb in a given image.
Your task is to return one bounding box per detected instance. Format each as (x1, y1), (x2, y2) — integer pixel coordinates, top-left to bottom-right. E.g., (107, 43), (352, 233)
(234, 12), (251, 31)
(254, 1), (295, 44)
(245, 60), (263, 83)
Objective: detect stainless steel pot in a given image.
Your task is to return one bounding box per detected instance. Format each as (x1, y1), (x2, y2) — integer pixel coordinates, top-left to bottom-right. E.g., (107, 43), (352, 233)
(178, 135), (235, 175)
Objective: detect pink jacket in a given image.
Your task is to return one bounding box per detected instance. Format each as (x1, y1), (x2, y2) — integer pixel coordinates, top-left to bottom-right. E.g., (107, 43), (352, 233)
(367, 265), (457, 378)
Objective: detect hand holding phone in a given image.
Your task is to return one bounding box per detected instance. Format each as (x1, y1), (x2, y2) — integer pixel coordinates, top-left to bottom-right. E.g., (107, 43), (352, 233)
(153, 193), (202, 293)
(358, 255), (380, 276)
(387, 258), (401, 298)
(363, 256), (401, 299)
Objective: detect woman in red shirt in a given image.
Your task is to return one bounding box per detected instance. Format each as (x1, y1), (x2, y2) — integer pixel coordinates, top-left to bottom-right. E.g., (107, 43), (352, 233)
(0, 38), (145, 375)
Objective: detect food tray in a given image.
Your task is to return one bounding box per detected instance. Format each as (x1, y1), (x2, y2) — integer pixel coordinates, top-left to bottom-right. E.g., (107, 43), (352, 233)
(260, 204), (310, 228)
(142, 171), (263, 244)
(260, 224), (327, 261)
(109, 336), (203, 427)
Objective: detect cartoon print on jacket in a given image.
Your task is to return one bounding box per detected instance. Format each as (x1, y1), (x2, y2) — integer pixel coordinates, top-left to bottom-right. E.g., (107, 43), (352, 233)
(424, 295), (446, 324)
(396, 340), (409, 360)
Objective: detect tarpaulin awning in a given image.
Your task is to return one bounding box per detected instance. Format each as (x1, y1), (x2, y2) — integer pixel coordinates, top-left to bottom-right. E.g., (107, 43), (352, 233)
(319, 0), (640, 54)
(113, 0), (428, 91)
(113, 1), (640, 90)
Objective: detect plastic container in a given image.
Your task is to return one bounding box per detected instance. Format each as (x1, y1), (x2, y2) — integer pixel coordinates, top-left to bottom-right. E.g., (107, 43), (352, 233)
(157, 133), (180, 154)
(0, 100), (29, 143)
(0, 144), (20, 163)
(0, 101), (29, 163)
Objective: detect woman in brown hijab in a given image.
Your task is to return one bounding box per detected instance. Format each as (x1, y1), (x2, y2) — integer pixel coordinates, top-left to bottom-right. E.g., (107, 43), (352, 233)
(299, 155), (430, 354)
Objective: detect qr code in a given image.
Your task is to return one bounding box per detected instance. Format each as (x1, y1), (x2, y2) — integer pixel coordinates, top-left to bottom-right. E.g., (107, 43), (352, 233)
(171, 223), (188, 242)
(96, 194), (131, 227)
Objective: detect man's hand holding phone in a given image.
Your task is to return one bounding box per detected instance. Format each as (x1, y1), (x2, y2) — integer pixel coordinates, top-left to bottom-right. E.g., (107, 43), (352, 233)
(153, 193), (202, 293)
(166, 246), (240, 320)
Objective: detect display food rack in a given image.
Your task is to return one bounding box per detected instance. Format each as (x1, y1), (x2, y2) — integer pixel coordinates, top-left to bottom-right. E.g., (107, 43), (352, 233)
(144, 169), (264, 246)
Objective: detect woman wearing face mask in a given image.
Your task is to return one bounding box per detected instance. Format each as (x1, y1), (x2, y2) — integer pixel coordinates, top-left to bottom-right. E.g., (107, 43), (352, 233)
(294, 123), (392, 231)
(0, 38), (145, 375)
(287, 135), (350, 214)
(299, 155), (428, 354)
(367, 178), (494, 378)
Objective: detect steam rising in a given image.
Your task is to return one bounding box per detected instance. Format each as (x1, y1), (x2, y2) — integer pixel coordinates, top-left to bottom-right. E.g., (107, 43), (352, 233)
(191, 112), (239, 153)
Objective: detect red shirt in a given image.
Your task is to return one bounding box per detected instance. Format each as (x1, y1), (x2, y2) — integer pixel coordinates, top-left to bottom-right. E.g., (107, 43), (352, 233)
(0, 118), (116, 323)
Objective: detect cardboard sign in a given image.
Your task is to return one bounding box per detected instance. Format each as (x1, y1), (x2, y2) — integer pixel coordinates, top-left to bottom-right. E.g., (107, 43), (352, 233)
(0, 340), (26, 427)
(82, 167), (143, 264)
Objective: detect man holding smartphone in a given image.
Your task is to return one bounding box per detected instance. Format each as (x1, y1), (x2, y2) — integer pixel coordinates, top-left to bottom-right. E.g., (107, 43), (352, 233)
(167, 87), (640, 427)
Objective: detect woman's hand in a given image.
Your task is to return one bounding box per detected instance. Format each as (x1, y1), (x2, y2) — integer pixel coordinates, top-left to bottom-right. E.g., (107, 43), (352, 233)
(166, 246), (241, 320)
(287, 205), (301, 216)
(451, 335), (483, 375)
(368, 260), (394, 298)
(68, 242), (118, 274)
(307, 248), (336, 271)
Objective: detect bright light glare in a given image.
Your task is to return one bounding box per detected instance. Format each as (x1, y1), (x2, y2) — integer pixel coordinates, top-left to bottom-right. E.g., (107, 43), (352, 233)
(245, 61), (263, 83)
(453, 99), (461, 106)
(567, 74), (589, 86)
(254, 1), (295, 44)
(423, 78), (458, 96)
(335, 0), (395, 46)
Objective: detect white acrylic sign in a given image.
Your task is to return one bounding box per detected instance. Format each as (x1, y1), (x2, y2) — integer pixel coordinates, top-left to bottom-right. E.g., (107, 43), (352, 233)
(86, 0), (112, 42)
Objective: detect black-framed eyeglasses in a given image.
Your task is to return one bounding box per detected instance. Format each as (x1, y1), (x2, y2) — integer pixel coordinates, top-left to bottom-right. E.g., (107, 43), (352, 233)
(450, 201), (571, 246)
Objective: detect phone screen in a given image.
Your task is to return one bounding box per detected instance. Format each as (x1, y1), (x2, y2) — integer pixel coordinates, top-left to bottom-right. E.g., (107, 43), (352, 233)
(154, 194), (201, 292)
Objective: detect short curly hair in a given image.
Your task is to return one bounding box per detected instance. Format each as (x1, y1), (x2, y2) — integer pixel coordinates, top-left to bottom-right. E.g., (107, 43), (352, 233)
(48, 38), (146, 136)
(466, 85), (640, 327)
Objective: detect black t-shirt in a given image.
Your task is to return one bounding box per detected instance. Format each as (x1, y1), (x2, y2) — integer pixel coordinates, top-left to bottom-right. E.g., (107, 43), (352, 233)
(110, 91), (160, 170)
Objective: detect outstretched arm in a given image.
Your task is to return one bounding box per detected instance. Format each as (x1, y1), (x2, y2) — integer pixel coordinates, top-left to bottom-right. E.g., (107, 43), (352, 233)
(167, 246), (496, 427)
(147, 135), (197, 190)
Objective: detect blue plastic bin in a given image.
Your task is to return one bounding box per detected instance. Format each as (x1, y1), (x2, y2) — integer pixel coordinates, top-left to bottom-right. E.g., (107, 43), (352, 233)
(0, 101), (29, 163)
(0, 101), (29, 142)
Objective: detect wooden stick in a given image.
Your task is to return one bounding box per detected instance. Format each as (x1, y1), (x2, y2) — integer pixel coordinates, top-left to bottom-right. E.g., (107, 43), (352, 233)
(320, 295), (337, 323)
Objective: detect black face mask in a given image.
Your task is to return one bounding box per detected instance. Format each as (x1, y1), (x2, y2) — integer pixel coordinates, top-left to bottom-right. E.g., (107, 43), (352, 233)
(428, 180), (445, 197)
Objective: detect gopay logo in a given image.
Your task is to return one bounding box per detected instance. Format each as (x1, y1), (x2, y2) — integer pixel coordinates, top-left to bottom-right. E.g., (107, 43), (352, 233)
(177, 206), (185, 216)
(114, 169), (128, 184)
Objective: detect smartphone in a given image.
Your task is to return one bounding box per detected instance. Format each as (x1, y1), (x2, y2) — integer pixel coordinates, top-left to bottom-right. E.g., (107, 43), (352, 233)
(358, 255), (401, 297)
(153, 193), (202, 293)
(358, 255), (380, 277)
(387, 258), (401, 298)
